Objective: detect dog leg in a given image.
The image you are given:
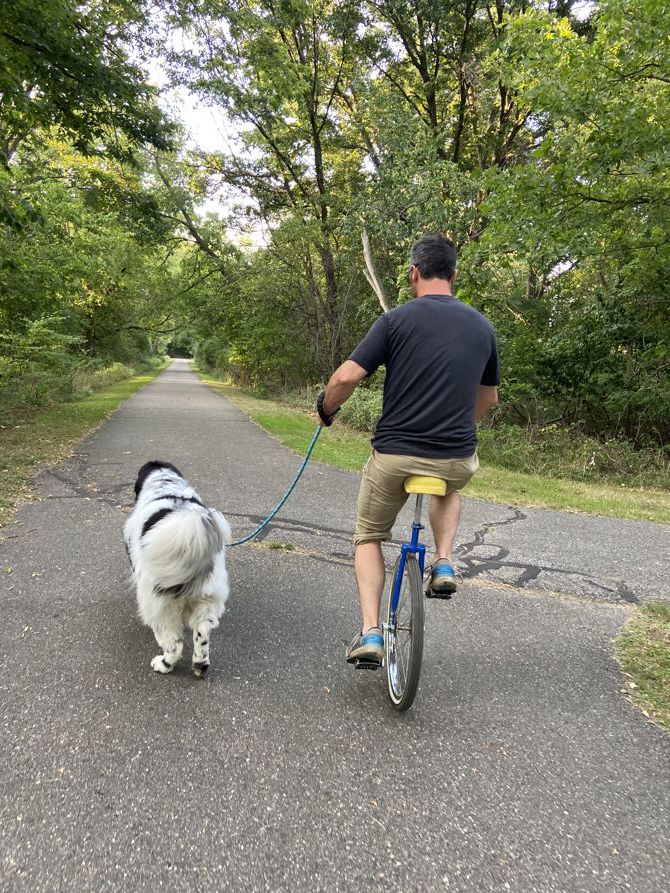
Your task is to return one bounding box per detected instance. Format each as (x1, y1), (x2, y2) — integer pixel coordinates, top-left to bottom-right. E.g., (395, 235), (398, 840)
(191, 611), (219, 677)
(150, 626), (184, 674)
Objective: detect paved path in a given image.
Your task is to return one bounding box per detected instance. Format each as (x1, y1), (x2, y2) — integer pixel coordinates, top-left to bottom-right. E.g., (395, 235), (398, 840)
(1, 359), (668, 891)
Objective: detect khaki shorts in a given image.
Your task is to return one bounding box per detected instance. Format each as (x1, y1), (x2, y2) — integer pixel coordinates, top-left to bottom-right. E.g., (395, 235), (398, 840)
(354, 449), (479, 547)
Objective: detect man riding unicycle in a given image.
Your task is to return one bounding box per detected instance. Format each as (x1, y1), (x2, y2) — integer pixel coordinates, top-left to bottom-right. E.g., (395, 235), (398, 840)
(316, 233), (500, 667)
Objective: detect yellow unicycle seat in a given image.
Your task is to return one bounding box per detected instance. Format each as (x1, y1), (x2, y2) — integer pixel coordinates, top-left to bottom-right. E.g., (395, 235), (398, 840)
(403, 475), (447, 496)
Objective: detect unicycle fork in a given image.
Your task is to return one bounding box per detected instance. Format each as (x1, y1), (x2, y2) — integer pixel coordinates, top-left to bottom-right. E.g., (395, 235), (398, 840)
(383, 475), (447, 710)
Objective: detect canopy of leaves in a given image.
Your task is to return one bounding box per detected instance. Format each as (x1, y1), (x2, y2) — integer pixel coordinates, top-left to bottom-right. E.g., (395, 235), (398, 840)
(167, 0), (669, 446)
(2, 0), (668, 453)
(0, 0), (174, 165)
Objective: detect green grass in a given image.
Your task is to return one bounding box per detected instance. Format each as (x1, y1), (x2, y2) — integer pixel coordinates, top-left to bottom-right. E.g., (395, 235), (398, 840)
(198, 375), (670, 523)
(615, 603), (670, 730)
(0, 361), (168, 529)
(263, 540), (297, 551)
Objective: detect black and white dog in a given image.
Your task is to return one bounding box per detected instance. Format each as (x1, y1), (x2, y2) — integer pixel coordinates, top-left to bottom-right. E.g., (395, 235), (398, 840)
(124, 461), (231, 676)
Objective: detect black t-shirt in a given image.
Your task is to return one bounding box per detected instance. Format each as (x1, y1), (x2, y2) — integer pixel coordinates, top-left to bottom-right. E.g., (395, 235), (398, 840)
(349, 295), (499, 458)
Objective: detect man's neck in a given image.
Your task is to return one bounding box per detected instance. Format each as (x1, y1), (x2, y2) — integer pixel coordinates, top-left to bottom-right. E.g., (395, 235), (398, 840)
(414, 278), (453, 297)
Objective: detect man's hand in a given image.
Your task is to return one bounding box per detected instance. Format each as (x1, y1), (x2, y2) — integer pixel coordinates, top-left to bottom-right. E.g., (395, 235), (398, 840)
(316, 390), (338, 426)
(317, 360), (369, 426)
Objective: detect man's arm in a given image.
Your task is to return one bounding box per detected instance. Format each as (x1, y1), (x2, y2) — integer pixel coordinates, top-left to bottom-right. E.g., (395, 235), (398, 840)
(475, 385), (498, 422)
(323, 360), (369, 416)
(318, 314), (387, 424)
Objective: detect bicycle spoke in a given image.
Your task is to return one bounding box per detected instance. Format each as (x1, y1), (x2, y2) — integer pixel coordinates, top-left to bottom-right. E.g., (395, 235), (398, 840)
(397, 580), (410, 620)
(399, 630), (412, 669)
(397, 580), (408, 615)
(393, 576), (412, 687)
(395, 632), (406, 683)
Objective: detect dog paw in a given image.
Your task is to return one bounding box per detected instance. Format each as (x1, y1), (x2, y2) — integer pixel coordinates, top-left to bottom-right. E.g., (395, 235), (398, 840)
(151, 655), (175, 674)
(192, 661), (210, 677)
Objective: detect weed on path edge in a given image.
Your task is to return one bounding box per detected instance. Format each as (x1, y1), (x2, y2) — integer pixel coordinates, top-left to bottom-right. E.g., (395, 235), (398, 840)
(615, 604), (670, 732)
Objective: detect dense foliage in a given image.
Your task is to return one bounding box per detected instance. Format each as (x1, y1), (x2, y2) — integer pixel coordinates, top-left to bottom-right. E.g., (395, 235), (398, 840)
(0, 1), (221, 408)
(1, 1), (668, 473)
(169, 0), (669, 451)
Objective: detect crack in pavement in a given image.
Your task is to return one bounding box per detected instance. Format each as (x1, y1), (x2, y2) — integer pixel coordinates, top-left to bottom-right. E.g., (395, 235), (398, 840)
(455, 506), (639, 604)
(42, 469), (123, 509)
(39, 467), (639, 605)
(229, 507), (639, 605)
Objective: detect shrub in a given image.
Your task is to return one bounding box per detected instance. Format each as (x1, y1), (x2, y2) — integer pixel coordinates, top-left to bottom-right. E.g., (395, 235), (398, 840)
(477, 423), (669, 489)
(0, 317), (82, 408)
(70, 362), (136, 397)
(338, 388), (384, 431)
(0, 317), (159, 415)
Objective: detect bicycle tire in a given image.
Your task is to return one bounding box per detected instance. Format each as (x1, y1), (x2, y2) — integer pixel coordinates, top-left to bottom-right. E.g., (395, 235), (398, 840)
(385, 554), (424, 710)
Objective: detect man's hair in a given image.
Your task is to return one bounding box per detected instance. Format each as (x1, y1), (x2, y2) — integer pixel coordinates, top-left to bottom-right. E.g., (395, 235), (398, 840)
(409, 233), (457, 281)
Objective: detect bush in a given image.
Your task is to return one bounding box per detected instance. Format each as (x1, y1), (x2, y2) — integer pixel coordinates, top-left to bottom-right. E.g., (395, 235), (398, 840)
(477, 423), (669, 489)
(0, 317), (82, 408)
(299, 386), (667, 488)
(338, 388), (384, 431)
(70, 362), (136, 397)
(278, 382), (383, 431)
(194, 337), (230, 379)
(0, 317), (160, 415)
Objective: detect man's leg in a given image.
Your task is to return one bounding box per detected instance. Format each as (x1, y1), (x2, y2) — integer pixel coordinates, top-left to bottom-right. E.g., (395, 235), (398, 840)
(354, 541), (386, 633)
(348, 452), (408, 664)
(429, 490), (462, 563)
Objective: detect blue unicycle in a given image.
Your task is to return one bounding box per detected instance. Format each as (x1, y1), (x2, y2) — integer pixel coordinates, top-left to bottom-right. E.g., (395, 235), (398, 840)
(383, 475), (447, 710)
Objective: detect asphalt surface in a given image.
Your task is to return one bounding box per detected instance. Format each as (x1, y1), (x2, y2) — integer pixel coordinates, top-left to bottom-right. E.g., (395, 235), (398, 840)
(1, 359), (668, 892)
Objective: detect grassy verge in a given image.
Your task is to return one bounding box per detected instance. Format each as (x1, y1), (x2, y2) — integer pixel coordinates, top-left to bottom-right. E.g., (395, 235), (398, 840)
(615, 604), (670, 731)
(0, 360), (168, 529)
(198, 375), (670, 523)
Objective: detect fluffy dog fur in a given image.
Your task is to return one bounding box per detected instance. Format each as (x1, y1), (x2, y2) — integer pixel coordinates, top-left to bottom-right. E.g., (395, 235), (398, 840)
(124, 461), (231, 676)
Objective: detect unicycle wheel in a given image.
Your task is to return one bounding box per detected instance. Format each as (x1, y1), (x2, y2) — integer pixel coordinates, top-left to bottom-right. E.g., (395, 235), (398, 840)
(384, 554), (424, 710)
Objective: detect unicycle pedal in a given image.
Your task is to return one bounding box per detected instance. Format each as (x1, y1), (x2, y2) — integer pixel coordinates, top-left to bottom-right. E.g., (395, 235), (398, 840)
(425, 586), (453, 600)
(354, 658), (381, 670)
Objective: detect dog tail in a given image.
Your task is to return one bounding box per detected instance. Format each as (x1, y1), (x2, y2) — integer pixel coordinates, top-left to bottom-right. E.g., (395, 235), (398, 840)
(140, 508), (231, 590)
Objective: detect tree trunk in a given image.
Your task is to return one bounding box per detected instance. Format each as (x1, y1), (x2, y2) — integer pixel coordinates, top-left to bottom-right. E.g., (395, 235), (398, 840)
(362, 228), (392, 312)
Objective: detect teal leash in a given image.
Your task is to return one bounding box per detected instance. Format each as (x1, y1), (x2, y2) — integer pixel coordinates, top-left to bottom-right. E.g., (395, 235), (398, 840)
(228, 424), (323, 548)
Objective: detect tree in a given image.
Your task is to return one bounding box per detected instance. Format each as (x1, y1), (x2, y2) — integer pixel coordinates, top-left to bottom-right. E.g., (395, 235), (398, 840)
(0, 0), (170, 165)
(472, 0), (670, 440)
(170, 0), (372, 373)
